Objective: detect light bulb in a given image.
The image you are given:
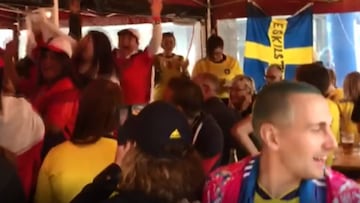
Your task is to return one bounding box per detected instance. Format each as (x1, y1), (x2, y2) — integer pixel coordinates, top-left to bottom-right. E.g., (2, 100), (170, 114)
(45, 11), (52, 18)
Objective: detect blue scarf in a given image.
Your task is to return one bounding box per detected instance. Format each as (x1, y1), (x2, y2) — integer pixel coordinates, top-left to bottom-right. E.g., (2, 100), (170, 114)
(238, 157), (326, 203)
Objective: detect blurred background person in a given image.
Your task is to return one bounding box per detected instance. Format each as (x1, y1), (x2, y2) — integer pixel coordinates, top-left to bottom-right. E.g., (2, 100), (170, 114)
(193, 73), (238, 165)
(264, 64), (283, 86)
(73, 30), (119, 88)
(164, 77), (224, 174)
(153, 32), (189, 101)
(327, 68), (343, 102)
(192, 35), (242, 105)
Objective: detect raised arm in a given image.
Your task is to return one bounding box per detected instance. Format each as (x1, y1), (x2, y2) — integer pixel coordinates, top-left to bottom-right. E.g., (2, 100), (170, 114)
(147, 0), (163, 57)
(3, 40), (20, 91)
(231, 115), (259, 156)
(68, 0), (82, 40)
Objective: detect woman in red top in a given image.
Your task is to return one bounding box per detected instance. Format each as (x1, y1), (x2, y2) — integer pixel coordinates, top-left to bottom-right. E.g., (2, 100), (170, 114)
(32, 36), (80, 159)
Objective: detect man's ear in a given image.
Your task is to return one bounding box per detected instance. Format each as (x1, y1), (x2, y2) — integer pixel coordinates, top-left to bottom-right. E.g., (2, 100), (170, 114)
(260, 123), (280, 151)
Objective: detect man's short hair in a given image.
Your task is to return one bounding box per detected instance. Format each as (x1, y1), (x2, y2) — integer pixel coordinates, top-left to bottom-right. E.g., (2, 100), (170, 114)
(167, 77), (204, 119)
(162, 32), (175, 39)
(194, 73), (220, 94)
(295, 63), (330, 96)
(206, 35), (224, 57)
(252, 81), (322, 136)
(267, 64), (283, 72)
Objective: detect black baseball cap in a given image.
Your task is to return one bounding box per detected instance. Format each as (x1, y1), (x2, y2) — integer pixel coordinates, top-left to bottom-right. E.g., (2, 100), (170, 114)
(118, 101), (193, 158)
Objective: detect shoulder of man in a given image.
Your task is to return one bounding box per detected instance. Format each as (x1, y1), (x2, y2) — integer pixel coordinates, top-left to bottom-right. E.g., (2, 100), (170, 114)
(326, 168), (360, 202)
(195, 58), (208, 66)
(203, 156), (253, 203)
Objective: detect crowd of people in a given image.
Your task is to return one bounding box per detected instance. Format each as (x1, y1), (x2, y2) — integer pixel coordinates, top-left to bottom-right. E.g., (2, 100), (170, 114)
(1, 0), (360, 202)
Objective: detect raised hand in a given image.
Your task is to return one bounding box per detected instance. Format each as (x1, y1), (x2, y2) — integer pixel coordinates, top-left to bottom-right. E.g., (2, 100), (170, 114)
(150, 0), (163, 17)
(114, 141), (135, 167)
(69, 0), (81, 13)
(4, 40), (18, 60)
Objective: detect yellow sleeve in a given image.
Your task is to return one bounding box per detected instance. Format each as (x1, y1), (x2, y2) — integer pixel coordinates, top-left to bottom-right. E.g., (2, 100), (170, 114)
(191, 59), (204, 78)
(232, 59), (243, 75)
(34, 152), (54, 203)
(329, 101), (341, 143)
(326, 100), (340, 166)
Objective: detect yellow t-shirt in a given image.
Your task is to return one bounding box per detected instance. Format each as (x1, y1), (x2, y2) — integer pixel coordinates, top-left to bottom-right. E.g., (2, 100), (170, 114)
(326, 99), (340, 166)
(192, 55), (243, 99)
(338, 101), (358, 137)
(328, 88), (344, 102)
(35, 137), (117, 203)
(328, 99), (340, 143)
(153, 54), (187, 101)
(254, 183), (299, 203)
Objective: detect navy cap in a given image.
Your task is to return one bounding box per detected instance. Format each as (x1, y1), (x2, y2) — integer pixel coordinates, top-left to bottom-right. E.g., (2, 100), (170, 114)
(118, 101), (193, 158)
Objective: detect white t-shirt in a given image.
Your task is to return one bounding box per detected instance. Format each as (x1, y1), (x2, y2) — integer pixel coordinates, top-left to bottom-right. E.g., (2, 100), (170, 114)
(0, 95), (45, 155)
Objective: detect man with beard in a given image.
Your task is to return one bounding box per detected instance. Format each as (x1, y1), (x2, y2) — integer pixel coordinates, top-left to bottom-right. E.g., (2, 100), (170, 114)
(114, 0), (163, 115)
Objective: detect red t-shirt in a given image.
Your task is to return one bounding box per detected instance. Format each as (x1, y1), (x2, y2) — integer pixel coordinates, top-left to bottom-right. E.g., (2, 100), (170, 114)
(0, 57), (4, 68)
(115, 49), (153, 105)
(17, 45), (43, 99)
(32, 77), (79, 139)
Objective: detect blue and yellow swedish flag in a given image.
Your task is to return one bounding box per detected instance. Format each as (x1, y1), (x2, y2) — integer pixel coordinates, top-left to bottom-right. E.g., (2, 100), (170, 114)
(244, 3), (314, 89)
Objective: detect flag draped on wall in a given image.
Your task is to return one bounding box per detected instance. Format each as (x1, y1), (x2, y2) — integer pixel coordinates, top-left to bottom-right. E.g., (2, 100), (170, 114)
(244, 2), (314, 89)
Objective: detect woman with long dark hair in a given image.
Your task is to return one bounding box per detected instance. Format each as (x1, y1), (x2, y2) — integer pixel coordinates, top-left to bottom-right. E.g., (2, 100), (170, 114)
(73, 30), (119, 88)
(35, 79), (122, 203)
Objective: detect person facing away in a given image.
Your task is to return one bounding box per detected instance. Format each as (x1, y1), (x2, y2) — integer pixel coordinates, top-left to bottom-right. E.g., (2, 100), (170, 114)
(113, 0), (162, 106)
(203, 81), (360, 203)
(193, 73), (238, 165)
(71, 101), (205, 203)
(163, 77), (224, 174)
(192, 35), (242, 104)
(153, 32), (189, 101)
(35, 79), (122, 203)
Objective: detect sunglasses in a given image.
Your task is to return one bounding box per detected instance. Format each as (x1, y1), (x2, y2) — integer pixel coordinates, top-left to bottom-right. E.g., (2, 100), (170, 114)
(265, 75), (277, 80)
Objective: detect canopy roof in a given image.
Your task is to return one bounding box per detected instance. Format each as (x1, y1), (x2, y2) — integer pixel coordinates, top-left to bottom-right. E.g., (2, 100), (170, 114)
(0, 0), (358, 29)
